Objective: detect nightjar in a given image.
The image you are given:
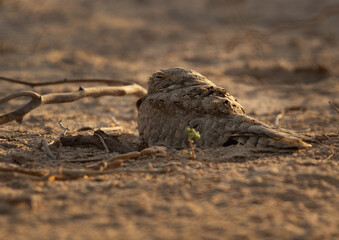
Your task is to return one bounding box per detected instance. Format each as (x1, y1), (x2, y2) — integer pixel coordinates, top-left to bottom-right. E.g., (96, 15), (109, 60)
(137, 67), (311, 149)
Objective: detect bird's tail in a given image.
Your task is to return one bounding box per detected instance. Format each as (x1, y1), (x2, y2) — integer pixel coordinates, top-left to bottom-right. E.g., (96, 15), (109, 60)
(229, 114), (312, 149)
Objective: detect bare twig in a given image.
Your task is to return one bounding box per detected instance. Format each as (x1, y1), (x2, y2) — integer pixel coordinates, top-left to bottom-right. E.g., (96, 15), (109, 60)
(37, 121), (70, 155)
(58, 120), (69, 133)
(274, 113), (284, 127)
(0, 146), (167, 179)
(0, 91), (42, 124)
(41, 139), (57, 160)
(3, 145), (166, 180)
(0, 76), (134, 88)
(47, 120), (69, 147)
(62, 146), (166, 166)
(140, 146), (167, 155)
(86, 146), (167, 170)
(110, 116), (120, 126)
(99, 127), (123, 132)
(0, 84), (146, 125)
(94, 133), (109, 154)
(329, 101), (339, 114)
(77, 126), (123, 132)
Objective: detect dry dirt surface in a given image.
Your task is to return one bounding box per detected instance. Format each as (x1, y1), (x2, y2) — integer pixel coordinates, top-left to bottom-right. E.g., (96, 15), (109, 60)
(0, 0), (339, 239)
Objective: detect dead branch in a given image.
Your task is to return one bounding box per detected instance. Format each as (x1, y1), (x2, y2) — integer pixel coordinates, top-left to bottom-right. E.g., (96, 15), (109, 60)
(58, 120), (69, 132)
(0, 76), (134, 87)
(0, 91), (42, 124)
(59, 146), (166, 172)
(60, 146), (165, 165)
(1, 138), (167, 180)
(0, 146), (169, 181)
(41, 139), (57, 160)
(47, 120), (69, 148)
(0, 84), (146, 125)
(94, 133), (109, 154)
(76, 126), (123, 132)
(84, 146), (167, 170)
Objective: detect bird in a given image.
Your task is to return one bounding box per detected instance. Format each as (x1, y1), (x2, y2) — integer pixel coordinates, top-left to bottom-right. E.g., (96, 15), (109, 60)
(137, 67), (311, 149)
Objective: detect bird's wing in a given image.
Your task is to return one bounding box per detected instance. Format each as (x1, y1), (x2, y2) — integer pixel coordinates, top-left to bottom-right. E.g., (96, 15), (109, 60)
(141, 85), (246, 116)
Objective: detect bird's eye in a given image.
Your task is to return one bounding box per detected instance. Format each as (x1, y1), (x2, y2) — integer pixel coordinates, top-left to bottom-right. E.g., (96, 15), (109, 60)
(153, 71), (165, 80)
(155, 74), (164, 79)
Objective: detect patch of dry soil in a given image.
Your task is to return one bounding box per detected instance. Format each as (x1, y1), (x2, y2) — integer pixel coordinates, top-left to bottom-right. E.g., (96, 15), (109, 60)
(0, 0), (338, 239)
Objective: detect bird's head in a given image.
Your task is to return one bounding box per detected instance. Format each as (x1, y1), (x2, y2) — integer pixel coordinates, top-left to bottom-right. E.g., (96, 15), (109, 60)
(148, 67), (216, 94)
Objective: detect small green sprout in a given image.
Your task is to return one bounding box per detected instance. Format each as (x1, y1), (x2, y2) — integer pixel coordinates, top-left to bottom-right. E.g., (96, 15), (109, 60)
(185, 127), (201, 140)
(185, 127), (200, 159)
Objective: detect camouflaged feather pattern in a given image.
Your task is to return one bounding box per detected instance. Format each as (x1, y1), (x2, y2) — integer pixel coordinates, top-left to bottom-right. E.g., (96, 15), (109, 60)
(137, 67), (311, 149)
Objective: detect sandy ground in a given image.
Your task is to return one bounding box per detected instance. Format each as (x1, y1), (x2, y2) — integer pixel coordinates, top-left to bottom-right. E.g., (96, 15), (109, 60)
(0, 0), (338, 239)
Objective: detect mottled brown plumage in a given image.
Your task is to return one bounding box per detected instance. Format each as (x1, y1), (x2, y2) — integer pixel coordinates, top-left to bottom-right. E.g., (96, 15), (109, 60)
(137, 67), (311, 149)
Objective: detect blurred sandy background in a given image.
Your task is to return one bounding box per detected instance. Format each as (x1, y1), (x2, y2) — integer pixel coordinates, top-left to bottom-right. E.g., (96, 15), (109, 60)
(0, 0), (338, 239)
